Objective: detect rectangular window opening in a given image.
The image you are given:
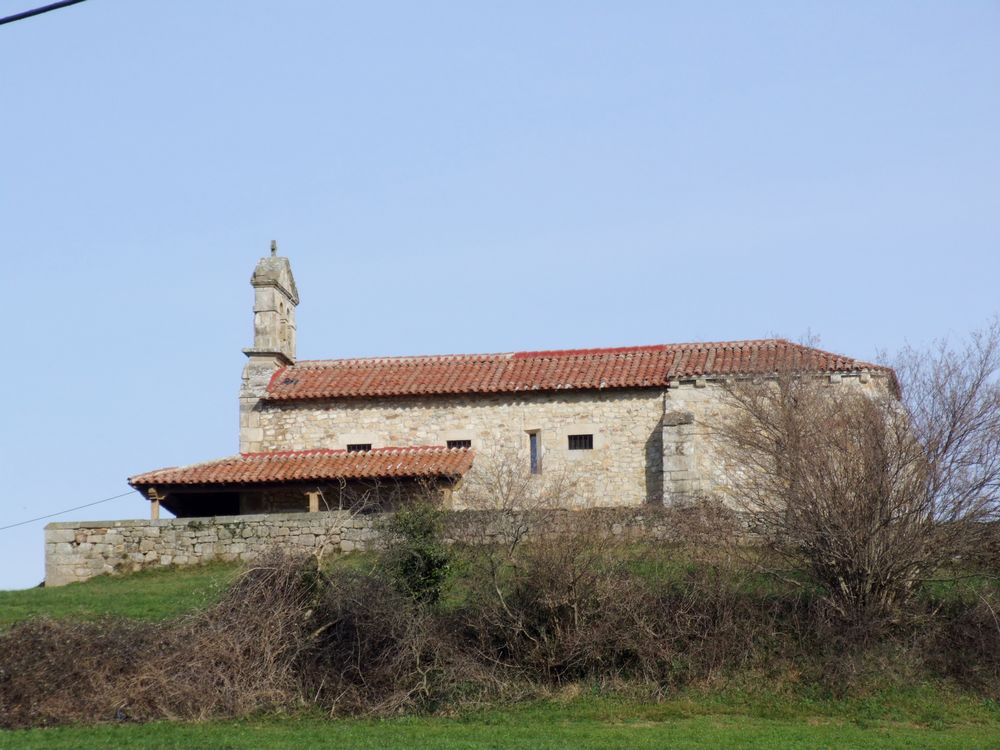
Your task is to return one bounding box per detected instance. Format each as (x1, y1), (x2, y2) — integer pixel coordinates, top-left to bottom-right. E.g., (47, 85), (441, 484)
(446, 439), (472, 450)
(568, 434), (594, 451)
(528, 431), (541, 474)
(346, 443), (372, 453)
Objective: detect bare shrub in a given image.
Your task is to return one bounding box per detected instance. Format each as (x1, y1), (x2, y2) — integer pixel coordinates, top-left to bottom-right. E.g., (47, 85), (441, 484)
(893, 322), (1000, 555)
(312, 477), (449, 515)
(0, 552), (470, 728)
(461, 514), (634, 681)
(446, 448), (783, 689)
(455, 444), (576, 552)
(0, 617), (159, 728)
(925, 591), (1000, 698)
(125, 552), (321, 721)
(715, 324), (1000, 632)
(959, 521), (1000, 573)
(136, 551), (469, 718)
(452, 445), (580, 632)
(305, 570), (473, 714)
(0, 552), (319, 728)
(457, 509), (790, 691)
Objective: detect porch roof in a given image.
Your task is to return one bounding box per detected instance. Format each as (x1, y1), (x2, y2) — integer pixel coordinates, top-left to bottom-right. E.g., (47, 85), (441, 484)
(128, 446), (474, 490)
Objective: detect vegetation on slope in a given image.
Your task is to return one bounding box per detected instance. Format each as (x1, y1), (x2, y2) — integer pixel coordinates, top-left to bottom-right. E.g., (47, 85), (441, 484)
(1, 514), (997, 730)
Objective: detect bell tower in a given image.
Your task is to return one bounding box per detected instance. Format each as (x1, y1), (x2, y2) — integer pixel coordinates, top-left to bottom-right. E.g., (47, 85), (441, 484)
(240, 241), (299, 453)
(245, 240), (298, 363)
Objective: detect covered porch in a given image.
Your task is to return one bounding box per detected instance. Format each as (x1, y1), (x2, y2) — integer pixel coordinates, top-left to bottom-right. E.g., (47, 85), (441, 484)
(128, 446), (474, 519)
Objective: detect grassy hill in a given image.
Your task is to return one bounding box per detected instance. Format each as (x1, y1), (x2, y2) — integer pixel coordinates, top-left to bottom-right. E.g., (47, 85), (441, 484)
(2, 559), (998, 748)
(0, 562), (239, 627)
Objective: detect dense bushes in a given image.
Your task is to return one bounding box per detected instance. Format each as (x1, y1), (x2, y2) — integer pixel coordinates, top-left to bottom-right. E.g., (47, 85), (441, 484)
(380, 502), (453, 605)
(1, 521), (997, 728)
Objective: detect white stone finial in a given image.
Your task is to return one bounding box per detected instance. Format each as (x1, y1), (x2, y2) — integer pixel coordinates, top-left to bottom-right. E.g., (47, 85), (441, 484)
(270, 239), (277, 257)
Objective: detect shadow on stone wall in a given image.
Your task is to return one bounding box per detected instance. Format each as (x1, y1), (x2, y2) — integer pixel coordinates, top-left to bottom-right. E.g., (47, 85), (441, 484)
(644, 414), (664, 504)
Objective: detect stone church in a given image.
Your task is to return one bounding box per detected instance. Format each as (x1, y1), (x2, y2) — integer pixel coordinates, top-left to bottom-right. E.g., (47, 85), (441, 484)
(128, 247), (889, 518)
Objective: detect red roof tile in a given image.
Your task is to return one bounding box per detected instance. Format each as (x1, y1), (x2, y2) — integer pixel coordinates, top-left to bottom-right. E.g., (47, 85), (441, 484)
(129, 446), (474, 488)
(265, 339), (887, 401)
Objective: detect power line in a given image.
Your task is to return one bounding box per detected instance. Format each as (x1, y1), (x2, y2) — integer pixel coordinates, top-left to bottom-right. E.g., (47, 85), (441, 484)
(0, 0), (88, 27)
(0, 490), (138, 531)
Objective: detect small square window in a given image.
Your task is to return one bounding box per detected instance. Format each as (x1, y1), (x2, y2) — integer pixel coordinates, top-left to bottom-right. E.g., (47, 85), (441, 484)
(446, 439), (472, 449)
(346, 443), (372, 453)
(568, 434), (593, 450)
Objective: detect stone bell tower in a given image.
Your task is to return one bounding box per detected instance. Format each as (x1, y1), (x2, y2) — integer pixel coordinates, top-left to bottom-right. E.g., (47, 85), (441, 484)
(240, 241), (299, 453)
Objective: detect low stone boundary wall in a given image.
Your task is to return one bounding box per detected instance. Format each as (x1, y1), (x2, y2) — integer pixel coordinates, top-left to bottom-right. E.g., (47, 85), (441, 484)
(44, 506), (726, 587)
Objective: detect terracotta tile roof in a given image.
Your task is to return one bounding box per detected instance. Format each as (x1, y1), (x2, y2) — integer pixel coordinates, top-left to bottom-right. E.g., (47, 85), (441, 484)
(129, 446), (474, 488)
(264, 339), (887, 401)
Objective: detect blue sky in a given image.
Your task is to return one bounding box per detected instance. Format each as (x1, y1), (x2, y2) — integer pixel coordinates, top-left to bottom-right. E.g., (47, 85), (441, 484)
(1, 1), (997, 589)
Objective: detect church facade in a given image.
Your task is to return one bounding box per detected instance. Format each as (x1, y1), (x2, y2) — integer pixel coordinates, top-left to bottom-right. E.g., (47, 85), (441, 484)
(128, 248), (890, 518)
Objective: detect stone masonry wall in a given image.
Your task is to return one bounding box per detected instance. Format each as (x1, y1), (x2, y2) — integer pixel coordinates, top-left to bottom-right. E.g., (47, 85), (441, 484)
(44, 506), (717, 587)
(240, 376), (886, 510)
(246, 389), (667, 509)
(44, 512), (377, 587)
(661, 374), (886, 503)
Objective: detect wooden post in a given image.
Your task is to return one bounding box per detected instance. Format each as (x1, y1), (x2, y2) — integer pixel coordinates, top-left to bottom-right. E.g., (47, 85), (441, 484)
(306, 491), (320, 513)
(148, 488), (162, 520)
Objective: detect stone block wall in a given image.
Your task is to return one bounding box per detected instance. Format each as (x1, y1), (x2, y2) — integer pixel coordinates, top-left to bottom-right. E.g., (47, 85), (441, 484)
(242, 373), (889, 512)
(661, 374), (886, 503)
(247, 389), (667, 509)
(44, 511), (378, 587)
(44, 506), (721, 587)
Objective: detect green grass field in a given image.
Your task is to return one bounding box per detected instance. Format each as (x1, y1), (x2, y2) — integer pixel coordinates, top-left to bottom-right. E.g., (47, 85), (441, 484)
(0, 554), (383, 628)
(4, 693), (1000, 749)
(0, 562), (239, 627)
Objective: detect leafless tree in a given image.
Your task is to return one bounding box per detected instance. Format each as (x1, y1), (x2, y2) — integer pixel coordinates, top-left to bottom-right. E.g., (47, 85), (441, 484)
(455, 444), (577, 555)
(714, 323), (1000, 631)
